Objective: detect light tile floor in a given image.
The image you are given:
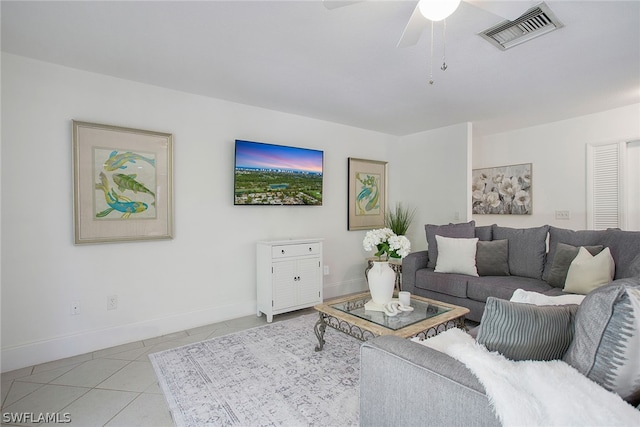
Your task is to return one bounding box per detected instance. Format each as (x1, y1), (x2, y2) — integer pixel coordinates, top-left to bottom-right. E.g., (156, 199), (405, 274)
(1, 309), (314, 427)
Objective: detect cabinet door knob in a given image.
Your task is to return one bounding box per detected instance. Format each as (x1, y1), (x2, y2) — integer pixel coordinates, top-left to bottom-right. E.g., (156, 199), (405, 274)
(281, 249), (285, 254)
(308, 247), (312, 251)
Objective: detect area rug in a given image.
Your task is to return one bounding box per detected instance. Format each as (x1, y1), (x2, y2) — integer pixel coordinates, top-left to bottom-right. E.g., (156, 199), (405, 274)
(149, 313), (360, 427)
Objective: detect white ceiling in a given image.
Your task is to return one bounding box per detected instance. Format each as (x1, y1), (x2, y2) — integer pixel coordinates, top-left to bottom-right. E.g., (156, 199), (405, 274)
(2, 0), (639, 136)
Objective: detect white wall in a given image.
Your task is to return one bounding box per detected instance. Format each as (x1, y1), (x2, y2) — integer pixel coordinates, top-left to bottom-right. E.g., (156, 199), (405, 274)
(0, 53), (394, 371)
(472, 104), (640, 230)
(1, 53), (470, 372)
(390, 123), (472, 252)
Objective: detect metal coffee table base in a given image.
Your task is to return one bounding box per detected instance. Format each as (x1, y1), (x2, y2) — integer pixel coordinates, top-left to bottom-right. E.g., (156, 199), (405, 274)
(314, 311), (466, 352)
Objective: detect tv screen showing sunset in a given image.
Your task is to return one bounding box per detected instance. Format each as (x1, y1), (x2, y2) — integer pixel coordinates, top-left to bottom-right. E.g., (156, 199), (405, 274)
(234, 140), (323, 205)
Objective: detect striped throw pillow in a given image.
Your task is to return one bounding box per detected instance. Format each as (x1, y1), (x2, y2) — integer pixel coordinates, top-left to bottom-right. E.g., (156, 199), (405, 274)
(477, 297), (578, 361)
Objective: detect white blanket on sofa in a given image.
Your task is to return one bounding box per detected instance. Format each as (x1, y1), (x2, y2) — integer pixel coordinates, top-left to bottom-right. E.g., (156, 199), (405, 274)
(414, 329), (640, 426)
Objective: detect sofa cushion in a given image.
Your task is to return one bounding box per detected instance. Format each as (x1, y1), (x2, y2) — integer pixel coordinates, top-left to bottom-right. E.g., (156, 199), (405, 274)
(475, 224), (494, 241)
(543, 227), (609, 282)
(476, 239), (510, 276)
(604, 229), (640, 280)
(477, 297), (578, 361)
(425, 221), (475, 269)
(563, 278), (640, 406)
(546, 243), (605, 288)
(564, 247), (615, 295)
(628, 253), (640, 278)
(434, 236), (479, 276)
(492, 225), (549, 280)
(414, 269), (468, 298)
(466, 275), (552, 303)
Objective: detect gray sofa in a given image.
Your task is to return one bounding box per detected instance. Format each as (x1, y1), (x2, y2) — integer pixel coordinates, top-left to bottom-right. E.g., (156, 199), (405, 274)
(402, 223), (640, 322)
(360, 335), (500, 426)
(360, 277), (640, 426)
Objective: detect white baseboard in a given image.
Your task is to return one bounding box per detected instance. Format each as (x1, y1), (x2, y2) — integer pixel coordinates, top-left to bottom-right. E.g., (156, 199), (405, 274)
(2, 279), (368, 373)
(1, 300), (256, 373)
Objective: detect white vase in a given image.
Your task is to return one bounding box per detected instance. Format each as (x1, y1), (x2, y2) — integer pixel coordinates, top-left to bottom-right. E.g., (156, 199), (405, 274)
(368, 261), (396, 305)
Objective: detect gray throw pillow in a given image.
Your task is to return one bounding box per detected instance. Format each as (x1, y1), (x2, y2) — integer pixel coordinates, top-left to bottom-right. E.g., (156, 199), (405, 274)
(546, 243), (605, 288)
(493, 225), (549, 280)
(476, 239), (510, 276)
(563, 278), (640, 406)
(477, 297), (577, 361)
(425, 221), (475, 269)
(543, 226), (608, 282)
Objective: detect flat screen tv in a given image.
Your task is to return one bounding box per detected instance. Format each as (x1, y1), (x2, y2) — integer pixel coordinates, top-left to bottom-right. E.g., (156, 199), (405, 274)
(234, 139), (324, 205)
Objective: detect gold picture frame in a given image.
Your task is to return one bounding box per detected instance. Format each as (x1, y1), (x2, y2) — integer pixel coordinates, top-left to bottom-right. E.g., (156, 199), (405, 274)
(348, 157), (388, 230)
(72, 121), (174, 244)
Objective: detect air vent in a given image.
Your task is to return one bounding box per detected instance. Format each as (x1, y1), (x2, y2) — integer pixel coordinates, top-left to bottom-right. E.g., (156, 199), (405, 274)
(479, 2), (563, 50)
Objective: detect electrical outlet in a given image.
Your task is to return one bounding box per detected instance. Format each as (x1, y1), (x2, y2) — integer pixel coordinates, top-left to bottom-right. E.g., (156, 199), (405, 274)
(323, 265), (330, 276)
(107, 295), (118, 310)
(555, 210), (571, 220)
(71, 301), (81, 315)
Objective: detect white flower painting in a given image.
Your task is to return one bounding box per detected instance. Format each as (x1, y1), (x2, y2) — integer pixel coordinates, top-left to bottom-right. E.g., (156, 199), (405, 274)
(472, 163), (532, 215)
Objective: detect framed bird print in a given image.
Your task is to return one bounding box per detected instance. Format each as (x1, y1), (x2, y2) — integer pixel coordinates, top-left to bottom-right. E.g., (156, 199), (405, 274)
(72, 121), (173, 244)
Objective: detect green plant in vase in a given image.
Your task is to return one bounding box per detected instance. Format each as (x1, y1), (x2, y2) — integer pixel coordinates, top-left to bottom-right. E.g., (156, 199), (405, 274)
(385, 203), (416, 236)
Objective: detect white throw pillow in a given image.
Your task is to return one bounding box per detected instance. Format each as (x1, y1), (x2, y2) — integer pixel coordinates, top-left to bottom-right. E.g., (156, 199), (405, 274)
(434, 235), (479, 276)
(564, 247), (615, 295)
(510, 289), (586, 306)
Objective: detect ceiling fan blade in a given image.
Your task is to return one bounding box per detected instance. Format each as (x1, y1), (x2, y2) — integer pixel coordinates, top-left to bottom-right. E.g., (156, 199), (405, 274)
(322, 0), (363, 10)
(397, 2), (429, 48)
(464, 0), (537, 21)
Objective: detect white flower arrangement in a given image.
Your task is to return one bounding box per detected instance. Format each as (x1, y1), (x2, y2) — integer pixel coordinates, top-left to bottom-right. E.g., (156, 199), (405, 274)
(363, 227), (411, 260)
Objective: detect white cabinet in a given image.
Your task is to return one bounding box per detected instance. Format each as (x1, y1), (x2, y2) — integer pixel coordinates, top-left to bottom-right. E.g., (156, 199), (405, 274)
(257, 239), (323, 322)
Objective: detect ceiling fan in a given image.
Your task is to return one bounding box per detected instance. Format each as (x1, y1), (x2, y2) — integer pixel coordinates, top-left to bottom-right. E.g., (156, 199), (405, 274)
(323, 0), (537, 47)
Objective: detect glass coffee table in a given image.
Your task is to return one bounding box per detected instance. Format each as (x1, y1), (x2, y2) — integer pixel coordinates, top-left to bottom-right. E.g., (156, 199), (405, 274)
(313, 292), (469, 351)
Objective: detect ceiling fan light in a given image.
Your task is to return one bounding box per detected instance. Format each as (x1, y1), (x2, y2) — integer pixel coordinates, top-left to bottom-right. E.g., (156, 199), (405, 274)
(418, 0), (461, 21)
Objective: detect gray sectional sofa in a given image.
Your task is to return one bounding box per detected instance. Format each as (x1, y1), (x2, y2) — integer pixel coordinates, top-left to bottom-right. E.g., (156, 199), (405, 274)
(360, 223), (640, 425)
(360, 276), (640, 426)
(402, 222), (640, 322)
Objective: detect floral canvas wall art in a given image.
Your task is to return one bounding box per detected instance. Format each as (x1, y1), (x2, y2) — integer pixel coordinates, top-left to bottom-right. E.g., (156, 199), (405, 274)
(472, 163), (532, 215)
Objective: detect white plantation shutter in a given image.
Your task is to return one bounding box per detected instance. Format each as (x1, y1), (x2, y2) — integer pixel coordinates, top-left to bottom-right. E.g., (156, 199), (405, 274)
(587, 142), (626, 230)
(627, 141), (640, 231)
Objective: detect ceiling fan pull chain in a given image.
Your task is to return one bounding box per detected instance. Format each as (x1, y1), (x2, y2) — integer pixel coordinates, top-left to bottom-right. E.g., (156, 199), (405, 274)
(441, 19), (448, 71)
(429, 20), (434, 85)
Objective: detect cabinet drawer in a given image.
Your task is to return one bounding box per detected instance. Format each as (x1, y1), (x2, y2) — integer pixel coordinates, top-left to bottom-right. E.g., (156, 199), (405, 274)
(272, 243), (320, 259)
